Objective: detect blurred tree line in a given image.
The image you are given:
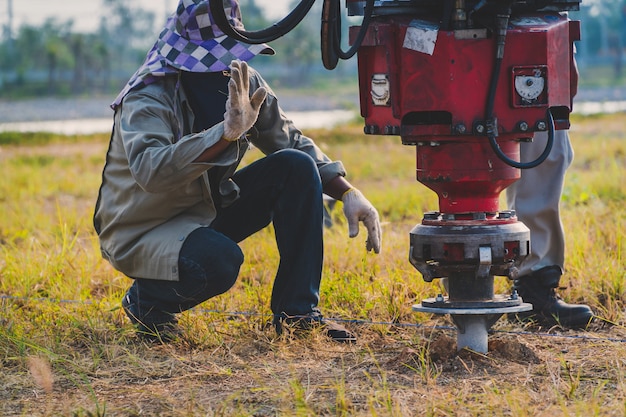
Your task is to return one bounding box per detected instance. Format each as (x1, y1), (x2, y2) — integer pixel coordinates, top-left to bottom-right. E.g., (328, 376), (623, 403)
(0, 0), (356, 99)
(0, 0), (156, 97)
(0, 0), (624, 99)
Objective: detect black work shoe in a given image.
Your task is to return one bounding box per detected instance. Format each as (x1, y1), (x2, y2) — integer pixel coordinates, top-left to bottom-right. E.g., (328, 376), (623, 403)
(122, 293), (181, 343)
(273, 312), (357, 344)
(508, 266), (594, 329)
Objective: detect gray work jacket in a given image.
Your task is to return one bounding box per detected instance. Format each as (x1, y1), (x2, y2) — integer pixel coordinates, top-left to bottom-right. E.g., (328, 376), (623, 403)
(94, 69), (346, 281)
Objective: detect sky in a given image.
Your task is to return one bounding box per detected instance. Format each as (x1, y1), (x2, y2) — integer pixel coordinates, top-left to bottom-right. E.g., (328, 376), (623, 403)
(2, 0), (290, 34)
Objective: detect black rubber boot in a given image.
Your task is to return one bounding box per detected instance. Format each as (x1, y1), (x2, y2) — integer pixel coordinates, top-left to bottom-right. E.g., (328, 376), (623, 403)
(510, 266), (594, 328)
(122, 292), (181, 343)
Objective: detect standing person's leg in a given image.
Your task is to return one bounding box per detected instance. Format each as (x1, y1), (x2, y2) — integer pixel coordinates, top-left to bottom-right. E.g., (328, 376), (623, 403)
(506, 130), (593, 327)
(508, 130), (572, 275)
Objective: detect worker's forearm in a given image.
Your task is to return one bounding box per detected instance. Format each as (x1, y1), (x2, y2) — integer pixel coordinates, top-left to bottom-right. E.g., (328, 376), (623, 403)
(323, 175), (353, 201)
(193, 138), (232, 162)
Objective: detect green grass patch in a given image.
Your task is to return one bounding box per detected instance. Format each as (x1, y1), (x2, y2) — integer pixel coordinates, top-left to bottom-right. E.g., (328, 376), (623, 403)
(0, 131), (109, 146)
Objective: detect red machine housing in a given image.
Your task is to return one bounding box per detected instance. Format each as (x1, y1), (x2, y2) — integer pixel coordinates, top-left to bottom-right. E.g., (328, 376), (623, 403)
(352, 13), (580, 215)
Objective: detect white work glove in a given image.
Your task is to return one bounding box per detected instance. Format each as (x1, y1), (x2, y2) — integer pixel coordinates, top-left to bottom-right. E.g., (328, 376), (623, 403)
(342, 188), (382, 254)
(223, 60), (267, 141)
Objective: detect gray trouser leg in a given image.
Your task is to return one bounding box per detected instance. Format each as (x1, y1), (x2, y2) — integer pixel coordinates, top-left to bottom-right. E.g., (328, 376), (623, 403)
(506, 130), (574, 277)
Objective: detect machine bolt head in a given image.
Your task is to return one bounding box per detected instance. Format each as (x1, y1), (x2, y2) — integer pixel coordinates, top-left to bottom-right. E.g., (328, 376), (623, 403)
(475, 124), (485, 134)
(510, 290), (519, 300)
(455, 124), (467, 134)
(435, 294), (445, 302)
(518, 121), (529, 132)
(364, 125), (379, 134)
(384, 125), (400, 135)
(536, 121), (547, 130)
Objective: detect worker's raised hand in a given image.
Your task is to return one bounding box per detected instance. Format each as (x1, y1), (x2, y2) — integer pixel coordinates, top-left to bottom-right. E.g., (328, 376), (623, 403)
(342, 188), (382, 253)
(223, 60), (267, 141)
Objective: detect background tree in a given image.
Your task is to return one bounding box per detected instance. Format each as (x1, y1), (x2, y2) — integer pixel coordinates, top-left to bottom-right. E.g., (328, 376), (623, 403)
(99, 0), (156, 78)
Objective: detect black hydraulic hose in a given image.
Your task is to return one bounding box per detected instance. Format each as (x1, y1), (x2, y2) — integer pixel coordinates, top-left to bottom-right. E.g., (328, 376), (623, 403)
(321, 0), (375, 69)
(441, 0), (454, 31)
(209, 0), (316, 44)
(484, 2), (553, 169)
(486, 104), (556, 169)
(333, 0), (375, 60)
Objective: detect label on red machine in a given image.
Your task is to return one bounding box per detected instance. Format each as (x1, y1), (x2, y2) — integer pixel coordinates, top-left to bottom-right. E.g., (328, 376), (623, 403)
(403, 19), (439, 55)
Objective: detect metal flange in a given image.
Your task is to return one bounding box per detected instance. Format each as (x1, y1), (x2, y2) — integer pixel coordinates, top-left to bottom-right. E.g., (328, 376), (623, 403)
(409, 220), (530, 281)
(413, 300), (532, 353)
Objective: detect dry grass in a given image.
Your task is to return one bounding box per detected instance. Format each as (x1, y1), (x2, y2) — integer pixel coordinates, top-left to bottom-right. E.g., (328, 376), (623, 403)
(0, 113), (624, 416)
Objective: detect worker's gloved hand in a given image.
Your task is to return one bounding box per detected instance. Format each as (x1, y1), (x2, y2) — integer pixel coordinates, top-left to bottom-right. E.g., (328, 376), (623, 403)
(342, 188), (381, 253)
(223, 60), (267, 142)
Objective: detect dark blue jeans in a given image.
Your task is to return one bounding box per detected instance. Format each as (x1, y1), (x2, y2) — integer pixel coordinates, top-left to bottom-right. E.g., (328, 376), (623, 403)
(126, 149), (324, 324)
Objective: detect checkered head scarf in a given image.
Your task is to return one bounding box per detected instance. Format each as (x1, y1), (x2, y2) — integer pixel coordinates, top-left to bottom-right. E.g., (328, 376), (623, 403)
(112, 0), (274, 109)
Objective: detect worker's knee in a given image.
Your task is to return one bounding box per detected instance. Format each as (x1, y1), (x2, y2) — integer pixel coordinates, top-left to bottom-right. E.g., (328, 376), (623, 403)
(178, 228), (244, 297)
(272, 149), (321, 188)
(205, 241), (243, 294)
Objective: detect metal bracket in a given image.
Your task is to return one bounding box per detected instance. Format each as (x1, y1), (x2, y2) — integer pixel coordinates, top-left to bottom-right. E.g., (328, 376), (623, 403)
(477, 246), (492, 278)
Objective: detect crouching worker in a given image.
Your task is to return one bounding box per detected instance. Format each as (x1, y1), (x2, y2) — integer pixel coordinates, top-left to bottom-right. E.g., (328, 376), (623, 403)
(93, 0), (381, 344)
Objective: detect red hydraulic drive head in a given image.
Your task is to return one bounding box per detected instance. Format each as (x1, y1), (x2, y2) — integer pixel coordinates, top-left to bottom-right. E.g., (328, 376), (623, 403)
(353, 12), (579, 217)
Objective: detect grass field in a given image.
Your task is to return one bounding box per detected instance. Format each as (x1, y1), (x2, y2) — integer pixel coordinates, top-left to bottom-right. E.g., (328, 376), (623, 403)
(0, 113), (625, 416)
